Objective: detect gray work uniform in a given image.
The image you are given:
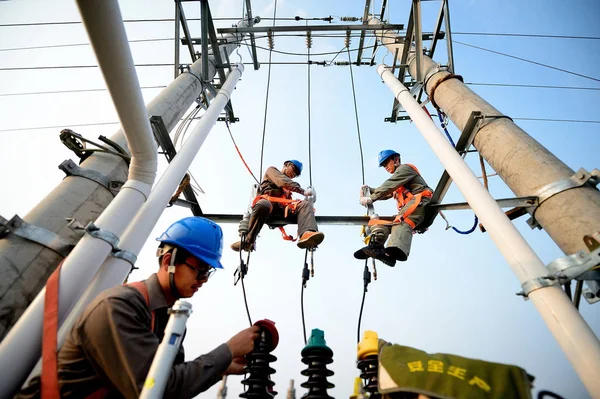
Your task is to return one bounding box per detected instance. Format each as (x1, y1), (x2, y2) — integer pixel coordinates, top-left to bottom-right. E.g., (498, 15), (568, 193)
(247, 166), (318, 243)
(16, 274), (231, 399)
(369, 164), (432, 260)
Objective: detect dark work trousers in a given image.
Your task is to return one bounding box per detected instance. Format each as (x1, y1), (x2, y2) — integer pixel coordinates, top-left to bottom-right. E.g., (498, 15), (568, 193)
(369, 197), (430, 260)
(246, 199), (318, 243)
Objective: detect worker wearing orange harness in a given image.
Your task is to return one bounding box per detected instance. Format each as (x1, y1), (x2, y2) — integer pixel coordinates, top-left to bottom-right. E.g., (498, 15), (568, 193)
(17, 217), (260, 399)
(354, 150), (433, 266)
(231, 160), (325, 252)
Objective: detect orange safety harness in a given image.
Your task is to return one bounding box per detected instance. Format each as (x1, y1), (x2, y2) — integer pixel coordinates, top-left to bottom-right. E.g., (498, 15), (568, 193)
(252, 188), (301, 242)
(42, 268), (154, 399)
(368, 164), (433, 230)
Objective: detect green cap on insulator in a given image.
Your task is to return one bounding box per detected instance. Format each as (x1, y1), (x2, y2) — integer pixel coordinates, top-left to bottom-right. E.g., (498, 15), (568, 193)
(302, 328), (333, 357)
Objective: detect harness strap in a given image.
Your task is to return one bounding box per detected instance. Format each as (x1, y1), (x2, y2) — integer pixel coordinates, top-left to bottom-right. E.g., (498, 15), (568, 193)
(253, 194), (301, 242)
(41, 276), (154, 399)
(278, 227), (297, 242)
(42, 262), (63, 399)
(127, 281), (155, 331)
(368, 189), (433, 230)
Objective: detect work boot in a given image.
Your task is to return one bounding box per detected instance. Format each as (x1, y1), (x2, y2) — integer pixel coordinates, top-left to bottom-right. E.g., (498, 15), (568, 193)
(386, 247), (408, 262)
(297, 231), (325, 249)
(354, 244), (396, 267)
(230, 240), (255, 252)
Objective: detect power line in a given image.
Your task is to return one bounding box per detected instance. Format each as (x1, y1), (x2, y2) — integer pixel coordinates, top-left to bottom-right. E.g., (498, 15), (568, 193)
(454, 32), (600, 40)
(0, 122), (121, 133)
(0, 16), (310, 28)
(454, 40), (600, 83)
(466, 82), (600, 91)
(0, 86), (167, 97)
(0, 38), (172, 52)
(0, 63), (172, 71)
(513, 117), (600, 124)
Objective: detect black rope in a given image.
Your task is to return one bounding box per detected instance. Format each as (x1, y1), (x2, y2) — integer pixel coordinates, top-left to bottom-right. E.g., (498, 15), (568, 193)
(258, 0), (277, 179)
(307, 45), (313, 186)
(346, 47), (365, 185)
(357, 260), (370, 343)
(239, 239), (253, 326)
(300, 249), (310, 345)
(240, 276), (253, 326)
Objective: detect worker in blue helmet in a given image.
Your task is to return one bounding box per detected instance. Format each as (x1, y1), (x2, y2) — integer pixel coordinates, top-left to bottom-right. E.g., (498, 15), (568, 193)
(18, 216), (260, 399)
(231, 159), (325, 251)
(354, 150), (433, 266)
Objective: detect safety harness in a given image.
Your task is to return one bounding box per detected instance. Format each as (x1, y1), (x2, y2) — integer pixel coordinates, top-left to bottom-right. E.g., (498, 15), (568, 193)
(42, 269), (154, 399)
(368, 164), (433, 230)
(252, 188), (302, 242)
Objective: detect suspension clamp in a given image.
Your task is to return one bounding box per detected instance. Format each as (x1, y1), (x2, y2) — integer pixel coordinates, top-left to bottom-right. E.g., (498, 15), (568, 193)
(517, 246), (600, 299)
(84, 222), (120, 250)
(0, 214), (74, 258)
(528, 168), (600, 229)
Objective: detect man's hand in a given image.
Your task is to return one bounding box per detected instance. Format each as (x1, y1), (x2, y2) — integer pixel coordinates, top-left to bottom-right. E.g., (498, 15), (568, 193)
(224, 356), (248, 375)
(359, 196), (373, 206)
(304, 186), (316, 203)
(226, 325), (260, 358)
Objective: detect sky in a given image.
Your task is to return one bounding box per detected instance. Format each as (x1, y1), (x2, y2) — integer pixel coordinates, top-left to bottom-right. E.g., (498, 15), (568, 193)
(0, 0), (599, 398)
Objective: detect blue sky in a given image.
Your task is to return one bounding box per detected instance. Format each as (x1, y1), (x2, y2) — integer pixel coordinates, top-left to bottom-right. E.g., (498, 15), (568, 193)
(0, 0), (599, 398)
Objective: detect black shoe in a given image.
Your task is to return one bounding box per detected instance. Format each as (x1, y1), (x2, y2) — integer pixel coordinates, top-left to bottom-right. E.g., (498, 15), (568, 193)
(354, 245), (396, 267)
(386, 247), (408, 262)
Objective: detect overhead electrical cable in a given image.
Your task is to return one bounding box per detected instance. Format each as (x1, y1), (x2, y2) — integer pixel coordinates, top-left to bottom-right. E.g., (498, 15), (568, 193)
(346, 47), (365, 185)
(465, 82), (600, 91)
(454, 40), (600, 83)
(225, 121), (259, 184)
(0, 86), (166, 97)
(453, 32), (600, 40)
(258, 0), (278, 179)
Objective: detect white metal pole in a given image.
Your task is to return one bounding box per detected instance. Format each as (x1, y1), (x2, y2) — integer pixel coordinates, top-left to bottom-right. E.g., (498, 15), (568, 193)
(50, 64), (244, 358)
(377, 64), (600, 396)
(0, 1), (158, 396)
(139, 300), (193, 399)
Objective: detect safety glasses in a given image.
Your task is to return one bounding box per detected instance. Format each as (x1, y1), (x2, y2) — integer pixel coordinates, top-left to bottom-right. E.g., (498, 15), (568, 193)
(183, 262), (216, 280)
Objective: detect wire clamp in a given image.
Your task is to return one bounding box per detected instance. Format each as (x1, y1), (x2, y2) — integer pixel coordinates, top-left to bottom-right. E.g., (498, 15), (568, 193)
(528, 168), (600, 229)
(84, 222), (120, 250)
(0, 214), (74, 258)
(59, 159), (123, 195)
(111, 249), (138, 270)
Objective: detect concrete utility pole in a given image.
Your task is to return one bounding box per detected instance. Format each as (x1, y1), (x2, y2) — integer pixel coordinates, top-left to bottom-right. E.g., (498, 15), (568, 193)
(0, 20), (250, 340)
(370, 18), (600, 259)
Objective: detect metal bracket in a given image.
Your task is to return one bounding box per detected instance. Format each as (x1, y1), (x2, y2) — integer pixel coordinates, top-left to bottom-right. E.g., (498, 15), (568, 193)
(518, 246), (600, 299)
(59, 159), (123, 195)
(518, 277), (559, 299)
(528, 168), (599, 228)
(546, 247), (600, 284)
(0, 214), (74, 257)
(112, 249), (138, 269)
(84, 222), (120, 250)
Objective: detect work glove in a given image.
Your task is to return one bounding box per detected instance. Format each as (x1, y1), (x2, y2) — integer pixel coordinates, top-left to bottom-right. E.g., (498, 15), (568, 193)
(304, 186), (317, 203)
(360, 184), (371, 197)
(359, 196), (373, 206)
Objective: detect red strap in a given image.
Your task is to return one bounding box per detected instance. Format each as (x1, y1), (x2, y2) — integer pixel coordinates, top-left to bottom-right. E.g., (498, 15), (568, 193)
(278, 226), (297, 242)
(127, 281), (154, 331)
(42, 262), (63, 399)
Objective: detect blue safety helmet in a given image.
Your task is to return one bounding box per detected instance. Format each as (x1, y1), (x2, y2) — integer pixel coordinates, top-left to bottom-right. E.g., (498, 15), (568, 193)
(378, 150), (400, 167)
(285, 159), (303, 176)
(156, 217), (224, 269)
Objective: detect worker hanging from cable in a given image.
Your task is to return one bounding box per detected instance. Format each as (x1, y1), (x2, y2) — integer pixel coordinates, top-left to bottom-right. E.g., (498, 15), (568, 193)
(354, 150), (433, 266)
(231, 160), (325, 252)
